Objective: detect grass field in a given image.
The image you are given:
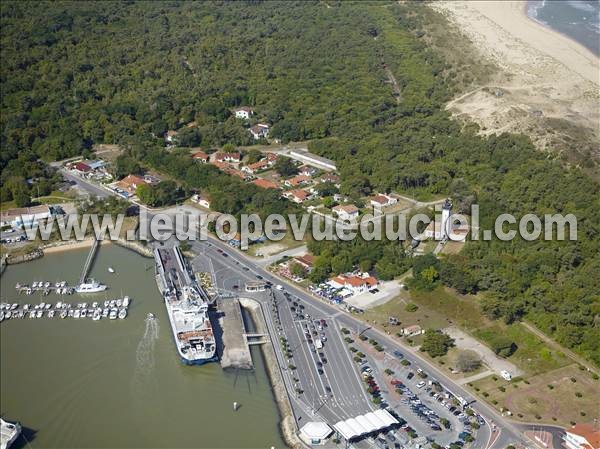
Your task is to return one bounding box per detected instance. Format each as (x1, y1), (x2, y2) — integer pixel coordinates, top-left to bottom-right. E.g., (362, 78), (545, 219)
(474, 324), (570, 376)
(468, 364), (599, 427)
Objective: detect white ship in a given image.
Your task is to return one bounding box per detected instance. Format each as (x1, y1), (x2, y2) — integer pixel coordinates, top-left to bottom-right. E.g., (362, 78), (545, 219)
(155, 247), (216, 365)
(0, 418), (21, 449)
(75, 279), (107, 294)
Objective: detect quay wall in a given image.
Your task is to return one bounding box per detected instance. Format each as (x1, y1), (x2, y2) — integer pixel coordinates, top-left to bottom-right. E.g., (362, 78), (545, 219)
(239, 297), (305, 449)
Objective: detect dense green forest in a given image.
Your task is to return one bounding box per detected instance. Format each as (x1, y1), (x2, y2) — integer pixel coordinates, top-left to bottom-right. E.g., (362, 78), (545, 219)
(1, 1), (598, 363)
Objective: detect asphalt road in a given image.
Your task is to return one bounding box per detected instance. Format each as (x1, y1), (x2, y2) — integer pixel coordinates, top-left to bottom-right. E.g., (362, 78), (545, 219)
(184, 231), (533, 449)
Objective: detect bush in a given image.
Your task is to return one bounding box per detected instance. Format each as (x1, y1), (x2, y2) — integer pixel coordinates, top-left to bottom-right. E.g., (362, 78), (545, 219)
(489, 335), (517, 358)
(405, 302), (419, 312)
(456, 350), (482, 372)
(547, 384), (554, 390)
(575, 392), (583, 398)
(420, 329), (454, 358)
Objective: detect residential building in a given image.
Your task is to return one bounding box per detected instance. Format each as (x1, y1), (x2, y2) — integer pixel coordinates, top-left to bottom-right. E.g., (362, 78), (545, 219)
(116, 174), (147, 196)
(249, 123), (270, 140)
(332, 204), (359, 220)
(298, 165), (318, 177)
(266, 152), (279, 165)
(284, 189), (310, 204)
(191, 194), (211, 209)
(252, 179), (280, 189)
(72, 161), (91, 174)
(233, 106), (254, 120)
(327, 273), (378, 295)
(242, 160), (269, 174)
(564, 423), (600, 449)
(192, 150), (209, 163)
(317, 173), (341, 186)
(214, 152), (241, 164)
(165, 130), (178, 143)
(293, 254), (315, 273)
(285, 174), (311, 187)
(370, 194), (398, 208)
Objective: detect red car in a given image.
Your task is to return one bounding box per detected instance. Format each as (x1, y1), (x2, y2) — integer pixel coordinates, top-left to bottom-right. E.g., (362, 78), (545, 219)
(391, 379), (403, 386)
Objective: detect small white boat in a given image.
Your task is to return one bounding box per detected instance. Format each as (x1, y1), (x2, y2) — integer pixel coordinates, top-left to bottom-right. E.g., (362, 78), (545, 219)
(109, 308), (118, 320)
(29, 311), (35, 319)
(0, 311), (4, 322)
(55, 282), (61, 288)
(92, 302), (98, 308)
(109, 300), (116, 308)
(11, 303), (18, 310)
(23, 304), (30, 311)
(4, 311), (10, 320)
(74, 310), (80, 319)
(15, 283), (21, 289)
(118, 308), (127, 319)
(68, 310), (74, 317)
(81, 310), (87, 318)
(123, 296), (130, 307)
(48, 310), (55, 318)
(60, 281), (66, 288)
(116, 299), (122, 307)
(92, 309), (102, 321)
(44, 281), (50, 288)
(45, 303), (51, 310)
(147, 313), (155, 320)
(108, 267), (115, 273)
(32, 282), (38, 288)
(40, 302), (45, 309)
(102, 308), (109, 318)
(60, 310), (68, 319)
(36, 310), (43, 318)
(25, 288), (33, 295)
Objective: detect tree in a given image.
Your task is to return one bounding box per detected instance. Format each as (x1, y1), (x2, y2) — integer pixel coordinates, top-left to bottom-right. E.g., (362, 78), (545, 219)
(274, 156), (298, 177)
(246, 149), (263, 164)
(456, 350), (482, 372)
(490, 335), (517, 358)
(289, 262), (306, 279)
(421, 329), (454, 358)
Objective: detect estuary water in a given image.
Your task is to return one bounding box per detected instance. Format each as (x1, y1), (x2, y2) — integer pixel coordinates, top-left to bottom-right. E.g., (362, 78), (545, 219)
(0, 244), (285, 449)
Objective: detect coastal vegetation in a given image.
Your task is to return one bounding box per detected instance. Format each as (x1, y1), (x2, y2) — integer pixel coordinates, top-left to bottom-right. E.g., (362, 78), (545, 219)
(1, 1), (598, 364)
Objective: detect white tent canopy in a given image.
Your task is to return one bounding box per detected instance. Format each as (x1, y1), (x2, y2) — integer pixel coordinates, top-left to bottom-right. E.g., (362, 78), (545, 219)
(333, 410), (399, 440)
(300, 421), (333, 441)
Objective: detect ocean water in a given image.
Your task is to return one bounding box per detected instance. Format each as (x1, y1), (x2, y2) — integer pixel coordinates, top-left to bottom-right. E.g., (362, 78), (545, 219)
(528, 0), (600, 56)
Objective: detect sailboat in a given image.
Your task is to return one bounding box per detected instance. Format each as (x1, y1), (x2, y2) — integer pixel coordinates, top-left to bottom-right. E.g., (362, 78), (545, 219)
(108, 267), (115, 273)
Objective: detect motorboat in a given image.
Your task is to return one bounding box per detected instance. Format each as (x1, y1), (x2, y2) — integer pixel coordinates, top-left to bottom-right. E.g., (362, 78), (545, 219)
(36, 310), (43, 318)
(109, 308), (118, 320)
(60, 310), (67, 319)
(118, 308), (127, 319)
(123, 296), (130, 307)
(108, 267), (115, 273)
(102, 308), (109, 318)
(74, 310), (80, 319)
(48, 310), (55, 318)
(75, 279), (107, 294)
(92, 309), (102, 321)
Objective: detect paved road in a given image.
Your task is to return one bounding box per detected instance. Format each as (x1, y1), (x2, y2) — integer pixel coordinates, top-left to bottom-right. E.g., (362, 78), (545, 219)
(60, 170), (110, 199)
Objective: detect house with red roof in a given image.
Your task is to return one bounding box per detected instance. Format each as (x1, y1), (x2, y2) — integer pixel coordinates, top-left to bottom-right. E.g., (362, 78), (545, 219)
(192, 150), (209, 163)
(327, 273), (378, 295)
(284, 189), (310, 204)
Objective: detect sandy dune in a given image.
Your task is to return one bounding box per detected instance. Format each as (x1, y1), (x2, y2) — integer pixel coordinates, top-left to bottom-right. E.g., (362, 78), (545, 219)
(431, 1), (599, 162)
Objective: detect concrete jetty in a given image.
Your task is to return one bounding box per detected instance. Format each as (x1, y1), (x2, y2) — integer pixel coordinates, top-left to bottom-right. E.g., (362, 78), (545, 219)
(218, 297), (253, 370)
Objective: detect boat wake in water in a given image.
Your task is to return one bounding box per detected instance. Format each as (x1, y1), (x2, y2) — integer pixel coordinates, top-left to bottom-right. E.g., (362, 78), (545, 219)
(131, 314), (160, 399)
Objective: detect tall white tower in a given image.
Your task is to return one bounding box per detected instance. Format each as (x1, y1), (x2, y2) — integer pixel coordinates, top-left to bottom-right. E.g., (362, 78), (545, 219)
(441, 199), (452, 240)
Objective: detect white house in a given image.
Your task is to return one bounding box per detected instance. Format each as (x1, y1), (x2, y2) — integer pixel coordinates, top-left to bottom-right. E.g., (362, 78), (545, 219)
(332, 204), (359, 220)
(0, 205), (57, 229)
(370, 194), (397, 209)
(233, 106), (254, 120)
(327, 273), (378, 295)
(563, 423), (600, 449)
(249, 123), (270, 140)
(214, 152), (241, 164)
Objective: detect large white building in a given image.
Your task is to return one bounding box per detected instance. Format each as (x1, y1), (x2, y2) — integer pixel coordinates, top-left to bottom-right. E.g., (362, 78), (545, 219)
(0, 205), (58, 229)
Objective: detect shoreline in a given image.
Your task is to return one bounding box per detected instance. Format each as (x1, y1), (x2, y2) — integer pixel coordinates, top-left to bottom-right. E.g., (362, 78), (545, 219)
(239, 297), (305, 449)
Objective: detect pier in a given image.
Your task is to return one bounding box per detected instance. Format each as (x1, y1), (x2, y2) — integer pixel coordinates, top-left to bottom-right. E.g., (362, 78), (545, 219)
(219, 297), (253, 370)
(79, 238), (100, 284)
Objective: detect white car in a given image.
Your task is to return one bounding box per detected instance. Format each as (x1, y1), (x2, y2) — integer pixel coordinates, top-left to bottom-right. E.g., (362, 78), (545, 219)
(275, 284), (284, 290)
(416, 381), (426, 389)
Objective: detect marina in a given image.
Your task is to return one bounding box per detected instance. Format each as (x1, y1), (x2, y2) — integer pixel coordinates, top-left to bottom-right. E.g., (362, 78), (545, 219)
(0, 297), (131, 322)
(0, 244), (285, 449)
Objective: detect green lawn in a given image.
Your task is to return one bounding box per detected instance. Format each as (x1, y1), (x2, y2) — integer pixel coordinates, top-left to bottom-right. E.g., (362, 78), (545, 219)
(474, 324), (570, 376)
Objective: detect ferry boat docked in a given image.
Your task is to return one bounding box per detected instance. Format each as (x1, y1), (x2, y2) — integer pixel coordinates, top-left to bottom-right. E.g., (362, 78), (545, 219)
(155, 246), (216, 365)
(0, 418), (21, 449)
